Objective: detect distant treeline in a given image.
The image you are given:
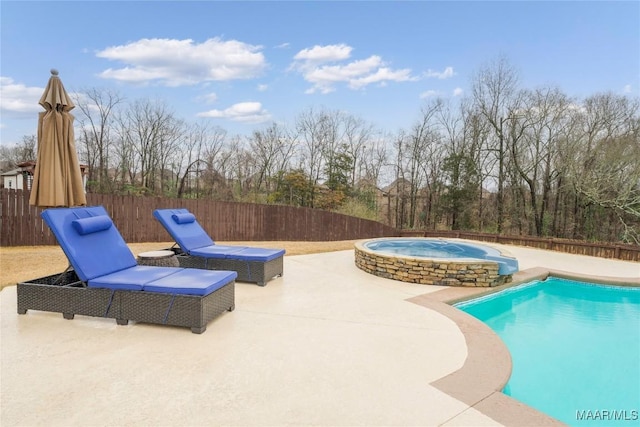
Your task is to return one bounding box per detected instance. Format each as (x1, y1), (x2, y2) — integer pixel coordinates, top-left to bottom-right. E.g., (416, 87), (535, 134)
(1, 57), (638, 244)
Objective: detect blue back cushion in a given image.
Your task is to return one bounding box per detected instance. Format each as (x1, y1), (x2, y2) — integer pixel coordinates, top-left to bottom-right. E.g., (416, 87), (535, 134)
(153, 208), (214, 252)
(41, 206), (137, 282)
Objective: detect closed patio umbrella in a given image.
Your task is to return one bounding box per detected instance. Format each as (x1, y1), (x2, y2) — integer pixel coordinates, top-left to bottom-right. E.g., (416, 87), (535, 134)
(29, 69), (86, 208)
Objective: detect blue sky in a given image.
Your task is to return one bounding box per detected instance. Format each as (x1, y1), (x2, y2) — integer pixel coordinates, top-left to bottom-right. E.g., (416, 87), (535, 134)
(1, 1), (638, 146)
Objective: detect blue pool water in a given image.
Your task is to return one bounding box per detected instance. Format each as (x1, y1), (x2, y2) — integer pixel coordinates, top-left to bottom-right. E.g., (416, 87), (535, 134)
(363, 238), (518, 275)
(456, 278), (640, 426)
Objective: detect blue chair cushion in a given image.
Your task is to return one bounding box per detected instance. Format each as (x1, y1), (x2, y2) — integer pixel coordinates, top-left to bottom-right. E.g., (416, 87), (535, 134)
(172, 213), (196, 224)
(42, 206), (137, 282)
(143, 269), (237, 296)
(88, 266), (183, 291)
(225, 247), (285, 262)
(72, 215), (113, 235)
(189, 245), (249, 259)
(88, 266), (237, 296)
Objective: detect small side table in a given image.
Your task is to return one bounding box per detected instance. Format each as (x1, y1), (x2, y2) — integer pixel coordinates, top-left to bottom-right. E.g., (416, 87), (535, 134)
(137, 250), (180, 267)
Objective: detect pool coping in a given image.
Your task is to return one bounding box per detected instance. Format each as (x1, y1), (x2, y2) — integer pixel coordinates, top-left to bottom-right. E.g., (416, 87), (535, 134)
(408, 267), (640, 427)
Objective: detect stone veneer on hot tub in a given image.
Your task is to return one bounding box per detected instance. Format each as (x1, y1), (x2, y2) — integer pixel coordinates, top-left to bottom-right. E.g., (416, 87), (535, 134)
(355, 239), (514, 287)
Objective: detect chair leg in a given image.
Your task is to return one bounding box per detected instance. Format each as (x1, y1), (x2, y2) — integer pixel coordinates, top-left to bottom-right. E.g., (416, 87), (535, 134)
(191, 325), (206, 334)
(116, 318), (129, 326)
(63, 313), (75, 320)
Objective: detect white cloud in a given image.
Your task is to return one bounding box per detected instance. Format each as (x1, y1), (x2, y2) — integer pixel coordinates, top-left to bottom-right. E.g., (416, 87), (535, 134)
(96, 38), (266, 86)
(0, 77), (44, 115)
(275, 42), (290, 49)
(257, 84), (268, 92)
(424, 66), (455, 79)
(453, 87), (464, 96)
(293, 44), (352, 63)
(197, 101), (271, 123)
(291, 44), (418, 94)
(349, 67), (414, 89)
(623, 84), (632, 93)
(419, 90), (440, 99)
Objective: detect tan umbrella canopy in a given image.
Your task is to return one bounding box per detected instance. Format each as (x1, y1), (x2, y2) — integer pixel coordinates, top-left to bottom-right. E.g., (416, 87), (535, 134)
(29, 69), (86, 208)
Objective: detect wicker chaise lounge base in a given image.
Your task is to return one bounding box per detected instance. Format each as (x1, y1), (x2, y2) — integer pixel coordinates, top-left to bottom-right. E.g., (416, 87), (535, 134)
(171, 248), (283, 287)
(17, 271), (235, 334)
(18, 205), (238, 334)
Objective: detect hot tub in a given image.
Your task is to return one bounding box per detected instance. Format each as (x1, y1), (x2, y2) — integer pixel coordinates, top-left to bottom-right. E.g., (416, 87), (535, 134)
(355, 238), (518, 287)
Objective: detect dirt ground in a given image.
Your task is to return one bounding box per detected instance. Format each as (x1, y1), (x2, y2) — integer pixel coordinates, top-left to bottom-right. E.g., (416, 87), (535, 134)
(0, 240), (359, 290)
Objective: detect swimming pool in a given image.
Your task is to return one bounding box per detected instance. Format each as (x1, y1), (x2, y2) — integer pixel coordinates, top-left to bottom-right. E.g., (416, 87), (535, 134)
(455, 277), (640, 426)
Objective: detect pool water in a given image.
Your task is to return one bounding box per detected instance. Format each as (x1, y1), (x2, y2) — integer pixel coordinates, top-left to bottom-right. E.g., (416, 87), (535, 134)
(455, 278), (640, 426)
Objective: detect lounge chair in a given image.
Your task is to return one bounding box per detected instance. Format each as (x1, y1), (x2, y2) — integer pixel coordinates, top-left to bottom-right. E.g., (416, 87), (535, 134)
(153, 208), (285, 286)
(17, 206), (237, 333)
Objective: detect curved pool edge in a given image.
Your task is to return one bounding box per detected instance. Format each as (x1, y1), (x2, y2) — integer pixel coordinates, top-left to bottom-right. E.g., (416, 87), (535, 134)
(409, 267), (640, 426)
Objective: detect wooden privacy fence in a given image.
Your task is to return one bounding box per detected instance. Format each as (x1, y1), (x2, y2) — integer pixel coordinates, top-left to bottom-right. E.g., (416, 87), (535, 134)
(400, 229), (640, 262)
(2, 189), (638, 262)
(1, 189), (398, 247)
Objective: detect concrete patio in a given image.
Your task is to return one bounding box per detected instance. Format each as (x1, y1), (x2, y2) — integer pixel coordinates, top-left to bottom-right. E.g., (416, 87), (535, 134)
(1, 241), (638, 426)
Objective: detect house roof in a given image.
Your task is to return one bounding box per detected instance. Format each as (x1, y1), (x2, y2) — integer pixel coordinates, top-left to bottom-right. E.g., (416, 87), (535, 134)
(1, 168), (23, 177)
(1, 161), (89, 176)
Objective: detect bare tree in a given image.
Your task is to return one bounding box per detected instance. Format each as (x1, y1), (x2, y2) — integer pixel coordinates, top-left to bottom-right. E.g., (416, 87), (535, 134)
(437, 98), (479, 230)
(174, 122), (226, 198)
(509, 87), (571, 236)
(458, 100), (492, 230)
(211, 135), (242, 200)
(116, 99), (178, 194)
(73, 88), (123, 192)
(560, 93), (640, 242)
(111, 117), (138, 192)
(295, 107), (346, 207)
(249, 122), (297, 199)
(154, 117), (184, 195)
(399, 100), (441, 228)
(342, 115), (375, 188)
(471, 56), (522, 233)
(0, 135), (37, 171)
(363, 136), (389, 185)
